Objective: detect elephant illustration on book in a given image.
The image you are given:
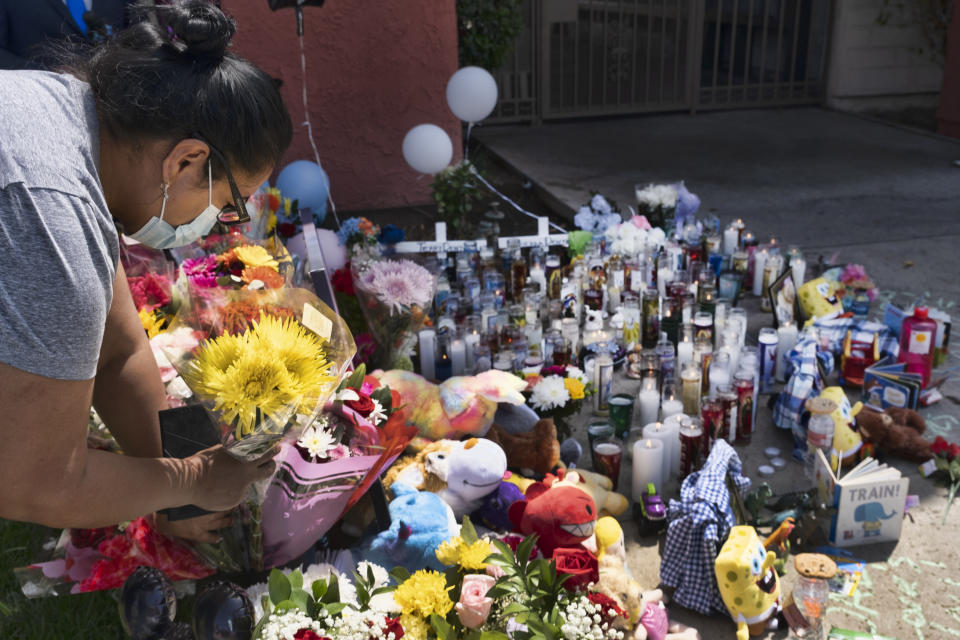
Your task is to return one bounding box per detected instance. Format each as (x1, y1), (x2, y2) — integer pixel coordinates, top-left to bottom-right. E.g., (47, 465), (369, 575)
(853, 502), (896, 537)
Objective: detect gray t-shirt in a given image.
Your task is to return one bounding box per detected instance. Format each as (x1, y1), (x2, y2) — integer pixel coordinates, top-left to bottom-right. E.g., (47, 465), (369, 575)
(0, 70), (118, 380)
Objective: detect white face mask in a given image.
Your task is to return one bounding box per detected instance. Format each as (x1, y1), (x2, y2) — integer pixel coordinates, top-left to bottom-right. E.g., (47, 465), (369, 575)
(127, 162), (220, 249)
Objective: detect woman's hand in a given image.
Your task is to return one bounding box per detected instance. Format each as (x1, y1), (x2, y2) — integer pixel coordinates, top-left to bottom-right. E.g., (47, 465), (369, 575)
(186, 445), (277, 513)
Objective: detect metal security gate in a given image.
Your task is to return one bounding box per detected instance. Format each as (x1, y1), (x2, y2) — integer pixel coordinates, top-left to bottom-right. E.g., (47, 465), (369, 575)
(488, 0), (832, 123)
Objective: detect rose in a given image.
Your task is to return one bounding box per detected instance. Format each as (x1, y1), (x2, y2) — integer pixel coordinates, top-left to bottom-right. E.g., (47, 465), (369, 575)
(552, 547), (598, 591)
(278, 222), (298, 239)
(951, 444), (960, 462)
(455, 574), (496, 629)
(293, 630), (330, 640)
(344, 393), (375, 417)
(933, 436), (950, 456)
(332, 266), (355, 295)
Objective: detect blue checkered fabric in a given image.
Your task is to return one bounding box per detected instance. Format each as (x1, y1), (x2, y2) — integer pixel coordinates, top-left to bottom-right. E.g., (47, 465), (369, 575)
(660, 440), (751, 616)
(813, 317), (900, 359)
(773, 330), (830, 432)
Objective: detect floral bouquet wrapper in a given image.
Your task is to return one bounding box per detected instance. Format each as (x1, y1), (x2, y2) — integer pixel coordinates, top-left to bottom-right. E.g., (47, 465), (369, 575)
(15, 517), (214, 597)
(351, 257), (436, 369)
(162, 287), (355, 463)
(260, 404), (416, 568)
(121, 240), (180, 336)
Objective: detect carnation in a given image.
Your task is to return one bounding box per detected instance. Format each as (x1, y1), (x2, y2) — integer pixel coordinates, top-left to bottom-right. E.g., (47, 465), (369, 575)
(530, 375), (571, 412)
(355, 259), (434, 314)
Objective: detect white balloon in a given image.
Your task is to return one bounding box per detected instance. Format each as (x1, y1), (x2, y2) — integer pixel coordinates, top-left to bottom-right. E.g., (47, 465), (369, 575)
(402, 124), (454, 175)
(446, 66), (499, 123)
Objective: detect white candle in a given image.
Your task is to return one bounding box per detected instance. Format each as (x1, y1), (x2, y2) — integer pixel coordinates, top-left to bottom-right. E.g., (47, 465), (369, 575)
(642, 421), (672, 481)
(464, 332), (479, 372)
(660, 414), (682, 475)
(637, 380), (660, 427)
(752, 249), (768, 296)
(723, 226), (739, 256)
(657, 267), (673, 298)
(418, 329), (436, 380)
(714, 302), (727, 350)
(450, 337), (466, 376)
(632, 438), (665, 499)
(775, 321), (799, 382)
(708, 366), (730, 397)
(791, 257), (806, 288)
(661, 396), (683, 421)
(677, 334), (694, 371)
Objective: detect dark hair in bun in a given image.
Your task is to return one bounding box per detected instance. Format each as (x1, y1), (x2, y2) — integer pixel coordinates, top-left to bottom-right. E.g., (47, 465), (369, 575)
(65, 0), (292, 179)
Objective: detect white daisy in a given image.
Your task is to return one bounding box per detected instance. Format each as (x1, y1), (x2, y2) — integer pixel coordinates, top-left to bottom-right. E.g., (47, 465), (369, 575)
(530, 375), (571, 411)
(565, 366), (590, 387)
(297, 424), (337, 460)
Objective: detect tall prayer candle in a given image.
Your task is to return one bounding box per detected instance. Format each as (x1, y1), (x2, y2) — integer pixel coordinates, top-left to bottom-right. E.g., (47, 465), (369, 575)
(632, 438), (665, 499)
(752, 249), (768, 296)
(637, 379), (660, 427)
(418, 329), (436, 380)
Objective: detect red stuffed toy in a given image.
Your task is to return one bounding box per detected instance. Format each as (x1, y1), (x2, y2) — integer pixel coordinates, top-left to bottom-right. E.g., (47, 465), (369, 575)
(508, 475), (598, 556)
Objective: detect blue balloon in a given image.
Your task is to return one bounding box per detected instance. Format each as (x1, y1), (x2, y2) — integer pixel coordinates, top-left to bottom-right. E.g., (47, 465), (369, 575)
(275, 160), (330, 223)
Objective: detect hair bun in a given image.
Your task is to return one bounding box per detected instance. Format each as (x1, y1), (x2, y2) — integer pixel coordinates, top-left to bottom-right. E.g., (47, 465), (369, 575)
(158, 1), (235, 60)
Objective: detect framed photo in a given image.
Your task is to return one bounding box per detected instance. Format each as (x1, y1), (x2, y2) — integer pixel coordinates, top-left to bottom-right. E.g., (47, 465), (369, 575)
(767, 268), (804, 329)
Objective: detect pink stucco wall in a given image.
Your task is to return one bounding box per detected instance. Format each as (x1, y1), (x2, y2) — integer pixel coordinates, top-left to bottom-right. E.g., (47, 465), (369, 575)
(226, 1), (462, 210)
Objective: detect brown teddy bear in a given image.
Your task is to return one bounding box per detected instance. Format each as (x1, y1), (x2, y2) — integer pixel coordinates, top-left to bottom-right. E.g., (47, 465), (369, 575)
(855, 407), (932, 462)
(485, 418), (560, 475)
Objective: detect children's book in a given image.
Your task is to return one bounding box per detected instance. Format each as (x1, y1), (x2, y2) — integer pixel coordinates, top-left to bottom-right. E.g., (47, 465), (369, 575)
(861, 357), (921, 411)
(814, 450), (909, 547)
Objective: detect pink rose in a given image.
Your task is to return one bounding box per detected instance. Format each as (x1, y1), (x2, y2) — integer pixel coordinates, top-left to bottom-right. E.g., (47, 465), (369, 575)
(456, 574), (496, 629)
(630, 215), (652, 230)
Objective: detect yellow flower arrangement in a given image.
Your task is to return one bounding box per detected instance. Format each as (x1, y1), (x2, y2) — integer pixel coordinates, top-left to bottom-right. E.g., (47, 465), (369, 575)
(393, 570), (453, 619)
(399, 613), (429, 640)
(233, 245), (279, 271)
(185, 313), (335, 440)
(563, 376), (585, 401)
(434, 535), (492, 570)
(138, 308), (165, 339)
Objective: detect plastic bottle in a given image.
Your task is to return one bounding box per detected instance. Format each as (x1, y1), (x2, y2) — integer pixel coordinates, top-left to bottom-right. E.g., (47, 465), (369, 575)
(897, 306), (938, 388)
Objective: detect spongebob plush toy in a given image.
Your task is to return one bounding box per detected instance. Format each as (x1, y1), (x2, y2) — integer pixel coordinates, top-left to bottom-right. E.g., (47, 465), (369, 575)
(819, 386), (865, 468)
(715, 526), (781, 640)
(798, 277), (844, 325)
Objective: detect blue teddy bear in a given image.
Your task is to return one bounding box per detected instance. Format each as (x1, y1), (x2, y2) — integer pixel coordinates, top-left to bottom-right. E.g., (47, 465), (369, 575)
(363, 483), (459, 573)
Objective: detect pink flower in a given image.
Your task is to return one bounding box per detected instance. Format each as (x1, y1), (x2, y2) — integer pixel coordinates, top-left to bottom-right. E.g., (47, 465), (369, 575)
(456, 574), (496, 629)
(630, 215), (652, 230)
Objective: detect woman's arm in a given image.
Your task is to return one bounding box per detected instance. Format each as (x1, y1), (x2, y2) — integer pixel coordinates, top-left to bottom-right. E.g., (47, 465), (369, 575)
(92, 263), (166, 458)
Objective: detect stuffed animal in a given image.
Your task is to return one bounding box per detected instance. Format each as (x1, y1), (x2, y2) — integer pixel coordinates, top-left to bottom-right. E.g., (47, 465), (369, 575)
(819, 386), (864, 468)
(383, 438), (508, 519)
(855, 407), (932, 462)
(714, 526), (781, 640)
(486, 419), (561, 475)
(377, 370), (527, 443)
(544, 468), (629, 518)
(474, 481), (526, 532)
(593, 518), (699, 640)
(798, 278), (844, 324)
(363, 483), (459, 574)
(508, 475), (598, 556)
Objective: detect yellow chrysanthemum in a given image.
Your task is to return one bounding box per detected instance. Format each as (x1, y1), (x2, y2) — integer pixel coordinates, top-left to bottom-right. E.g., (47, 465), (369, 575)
(458, 539), (493, 570)
(435, 536), (463, 566)
(185, 315), (335, 439)
(233, 245), (279, 270)
(399, 614), (428, 640)
(138, 309), (165, 339)
(393, 570), (453, 618)
(563, 376), (585, 401)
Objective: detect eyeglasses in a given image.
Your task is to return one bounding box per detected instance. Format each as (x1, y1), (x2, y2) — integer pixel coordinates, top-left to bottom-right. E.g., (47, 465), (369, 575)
(194, 135), (251, 226)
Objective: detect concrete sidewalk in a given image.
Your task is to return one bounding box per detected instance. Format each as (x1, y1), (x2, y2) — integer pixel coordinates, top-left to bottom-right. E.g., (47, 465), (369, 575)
(477, 108), (960, 639)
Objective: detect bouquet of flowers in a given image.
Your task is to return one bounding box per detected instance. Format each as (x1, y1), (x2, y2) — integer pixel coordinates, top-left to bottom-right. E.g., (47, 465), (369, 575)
(173, 231), (293, 295)
(249, 520), (626, 640)
(836, 263), (879, 313)
(15, 517), (213, 597)
(634, 183), (677, 230)
(603, 216), (667, 257)
(121, 241), (180, 338)
(352, 257), (436, 370)
(574, 194), (623, 235)
(929, 436), (960, 523)
(258, 365), (416, 568)
(519, 365), (593, 439)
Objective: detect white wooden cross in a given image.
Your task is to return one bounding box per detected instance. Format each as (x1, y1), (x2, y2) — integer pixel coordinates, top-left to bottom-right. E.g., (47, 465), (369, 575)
(393, 222), (487, 260)
(497, 216), (569, 250)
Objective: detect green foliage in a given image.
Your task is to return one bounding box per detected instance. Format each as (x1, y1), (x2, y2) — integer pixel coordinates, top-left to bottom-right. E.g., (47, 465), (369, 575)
(456, 0), (525, 71)
(431, 161), (486, 237)
(253, 569), (352, 638)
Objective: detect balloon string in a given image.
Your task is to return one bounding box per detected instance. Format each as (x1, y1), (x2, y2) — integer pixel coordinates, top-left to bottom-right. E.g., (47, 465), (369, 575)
(464, 122), (474, 162)
(299, 31), (340, 229)
(470, 167), (566, 233)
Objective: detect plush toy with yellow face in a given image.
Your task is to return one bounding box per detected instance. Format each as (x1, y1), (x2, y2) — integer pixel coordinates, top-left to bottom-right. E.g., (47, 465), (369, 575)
(819, 386), (864, 469)
(798, 277), (844, 324)
(715, 526), (781, 640)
